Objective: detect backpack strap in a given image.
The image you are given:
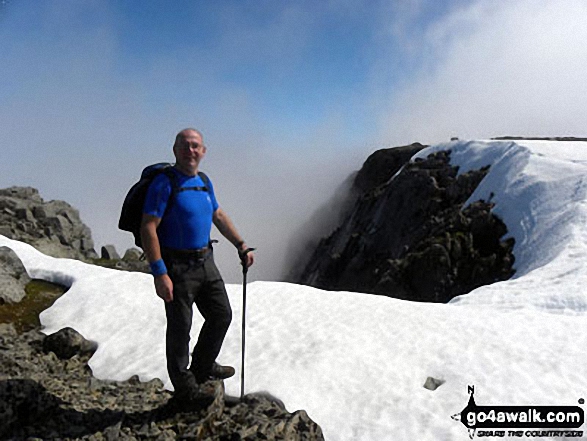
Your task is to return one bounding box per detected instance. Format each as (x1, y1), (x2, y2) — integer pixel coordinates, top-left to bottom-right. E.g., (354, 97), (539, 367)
(161, 169), (211, 216)
(161, 167), (180, 216)
(198, 171), (211, 192)
(175, 171), (211, 193)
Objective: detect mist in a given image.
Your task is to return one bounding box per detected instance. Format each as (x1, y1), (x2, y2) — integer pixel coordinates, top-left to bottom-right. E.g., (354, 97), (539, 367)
(0, 1), (370, 283)
(2, 0), (586, 283)
(376, 0), (587, 144)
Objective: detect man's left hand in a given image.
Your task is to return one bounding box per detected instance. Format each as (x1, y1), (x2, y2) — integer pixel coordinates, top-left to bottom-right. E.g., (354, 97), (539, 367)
(239, 246), (255, 268)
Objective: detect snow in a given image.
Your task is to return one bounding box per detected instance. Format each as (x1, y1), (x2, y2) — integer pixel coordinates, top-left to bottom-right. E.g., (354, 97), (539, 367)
(2, 139), (587, 440)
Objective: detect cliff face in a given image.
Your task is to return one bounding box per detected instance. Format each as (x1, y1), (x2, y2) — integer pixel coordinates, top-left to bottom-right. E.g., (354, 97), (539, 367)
(295, 146), (515, 303)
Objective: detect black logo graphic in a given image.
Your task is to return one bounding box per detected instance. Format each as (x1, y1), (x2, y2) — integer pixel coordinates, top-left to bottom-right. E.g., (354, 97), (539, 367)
(452, 386), (584, 439)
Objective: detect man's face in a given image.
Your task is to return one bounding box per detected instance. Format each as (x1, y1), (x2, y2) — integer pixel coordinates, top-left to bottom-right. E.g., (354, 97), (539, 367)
(173, 130), (206, 170)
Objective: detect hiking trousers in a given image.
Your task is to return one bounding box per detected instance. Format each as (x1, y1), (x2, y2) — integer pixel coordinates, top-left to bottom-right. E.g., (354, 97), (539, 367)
(162, 249), (232, 392)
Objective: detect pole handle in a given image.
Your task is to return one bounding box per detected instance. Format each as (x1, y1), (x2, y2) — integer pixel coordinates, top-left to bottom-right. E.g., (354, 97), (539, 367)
(239, 247), (256, 275)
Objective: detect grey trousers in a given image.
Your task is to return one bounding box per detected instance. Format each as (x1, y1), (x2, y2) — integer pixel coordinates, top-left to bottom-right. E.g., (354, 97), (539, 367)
(162, 250), (232, 391)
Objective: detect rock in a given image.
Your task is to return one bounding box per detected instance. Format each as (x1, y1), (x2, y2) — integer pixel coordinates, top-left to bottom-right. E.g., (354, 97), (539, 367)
(42, 327), (98, 359)
(122, 248), (142, 262)
(295, 149), (515, 303)
(353, 142), (427, 194)
(0, 186), (98, 260)
(0, 186), (43, 203)
(0, 246), (31, 304)
(423, 377), (445, 391)
(106, 249), (149, 273)
(0, 323), (18, 340)
(1, 327), (324, 440)
(101, 245), (120, 260)
(0, 379), (65, 431)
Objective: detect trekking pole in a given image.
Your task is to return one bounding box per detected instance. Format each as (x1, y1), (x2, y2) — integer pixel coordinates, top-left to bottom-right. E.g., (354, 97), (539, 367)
(239, 248), (255, 400)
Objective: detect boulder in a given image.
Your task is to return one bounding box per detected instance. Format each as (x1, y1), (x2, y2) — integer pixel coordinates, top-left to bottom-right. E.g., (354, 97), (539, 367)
(122, 248), (142, 262)
(42, 327), (98, 360)
(0, 247), (31, 304)
(101, 245), (120, 260)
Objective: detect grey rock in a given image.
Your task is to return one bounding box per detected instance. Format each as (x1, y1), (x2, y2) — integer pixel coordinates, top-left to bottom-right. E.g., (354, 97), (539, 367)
(101, 245), (120, 260)
(16, 208), (35, 222)
(42, 327), (98, 359)
(0, 186), (43, 202)
(0, 323), (18, 339)
(0, 186), (97, 260)
(122, 248), (142, 262)
(423, 376), (445, 391)
(33, 204), (57, 219)
(1, 327), (324, 440)
(112, 249), (149, 273)
(0, 246), (31, 304)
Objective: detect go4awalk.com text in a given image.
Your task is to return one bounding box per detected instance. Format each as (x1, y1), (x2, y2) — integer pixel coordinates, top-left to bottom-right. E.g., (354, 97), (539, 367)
(452, 386), (585, 439)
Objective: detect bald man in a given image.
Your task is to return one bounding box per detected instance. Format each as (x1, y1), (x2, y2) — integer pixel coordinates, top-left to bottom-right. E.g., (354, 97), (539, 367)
(141, 128), (254, 404)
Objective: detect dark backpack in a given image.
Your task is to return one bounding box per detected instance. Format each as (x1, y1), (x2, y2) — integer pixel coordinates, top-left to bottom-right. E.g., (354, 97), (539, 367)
(118, 163), (210, 248)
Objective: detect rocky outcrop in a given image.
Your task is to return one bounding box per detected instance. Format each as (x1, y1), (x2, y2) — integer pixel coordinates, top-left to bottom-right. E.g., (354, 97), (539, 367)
(0, 324), (324, 439)
(0, 187), (97, 260)
(353, 142), (427, 193)
(296, 148), (515, 303)
(0, 247), (30, 304)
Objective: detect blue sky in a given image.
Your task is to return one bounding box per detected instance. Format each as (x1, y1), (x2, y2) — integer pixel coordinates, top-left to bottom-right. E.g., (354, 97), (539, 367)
(1, 0), (586, 282)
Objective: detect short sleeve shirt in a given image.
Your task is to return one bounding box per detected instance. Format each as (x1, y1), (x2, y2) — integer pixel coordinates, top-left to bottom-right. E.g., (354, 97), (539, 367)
(143, 167), (219, 249)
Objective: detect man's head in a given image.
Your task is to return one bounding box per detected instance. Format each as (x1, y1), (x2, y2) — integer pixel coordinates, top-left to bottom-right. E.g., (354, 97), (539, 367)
(173, 128), (206, 175)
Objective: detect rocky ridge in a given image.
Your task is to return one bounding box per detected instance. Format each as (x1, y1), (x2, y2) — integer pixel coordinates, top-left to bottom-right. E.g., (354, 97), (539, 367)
(0, 185), (149, 275)
(0, 324), (324, 440)
(0, 187), (97, 261)
(296, 147), (515, 303)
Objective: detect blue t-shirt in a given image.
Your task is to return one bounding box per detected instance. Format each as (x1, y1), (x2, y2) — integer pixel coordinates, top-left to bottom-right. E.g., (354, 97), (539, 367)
(143, 167), (219, 249)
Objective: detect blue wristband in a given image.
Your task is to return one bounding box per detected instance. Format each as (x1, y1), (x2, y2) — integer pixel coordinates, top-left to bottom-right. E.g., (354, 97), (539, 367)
(150, 259), (167, 277)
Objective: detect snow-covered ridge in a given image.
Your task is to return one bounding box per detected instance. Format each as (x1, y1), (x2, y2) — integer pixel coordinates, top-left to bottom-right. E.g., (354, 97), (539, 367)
(414, 140), (587, 313)
(2, 139), (586, 440)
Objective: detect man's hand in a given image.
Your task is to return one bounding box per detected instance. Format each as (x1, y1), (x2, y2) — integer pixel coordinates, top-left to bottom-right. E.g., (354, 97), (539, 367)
(154, 274), (174, 302)
(238, 246), (255, 269)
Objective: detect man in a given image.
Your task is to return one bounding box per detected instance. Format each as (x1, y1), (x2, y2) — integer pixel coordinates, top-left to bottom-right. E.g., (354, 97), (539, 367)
(141, 128), (254, 402)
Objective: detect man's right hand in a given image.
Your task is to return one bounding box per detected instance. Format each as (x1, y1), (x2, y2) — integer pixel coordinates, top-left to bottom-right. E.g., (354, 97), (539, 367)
(154, 274), (173, 302)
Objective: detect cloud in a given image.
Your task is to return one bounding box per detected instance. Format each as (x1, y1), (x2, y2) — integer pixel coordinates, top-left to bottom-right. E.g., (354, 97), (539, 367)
(377, 0), (587, 145)
(11, 0), (582, 284)
(0, 0), (373, 284)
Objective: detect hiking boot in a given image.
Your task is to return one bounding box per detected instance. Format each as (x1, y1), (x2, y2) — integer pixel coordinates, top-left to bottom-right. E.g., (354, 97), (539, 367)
(209, 362), (235, 380)
(191, 362), (236, 383)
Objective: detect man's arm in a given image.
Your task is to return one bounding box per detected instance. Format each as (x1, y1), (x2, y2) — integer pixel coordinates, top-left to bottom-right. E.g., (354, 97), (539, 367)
(141, 214), (174, 302)
(212, 208), (255, 267)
